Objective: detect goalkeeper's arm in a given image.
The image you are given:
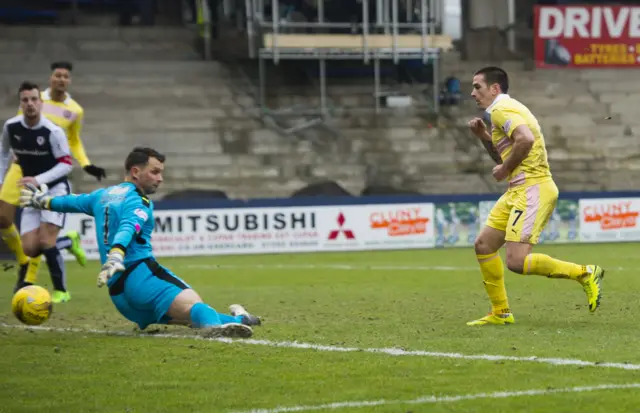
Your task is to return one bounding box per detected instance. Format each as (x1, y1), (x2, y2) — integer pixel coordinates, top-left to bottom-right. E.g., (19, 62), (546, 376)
(109, 195), (151, 254)
(21, 185), (101, 216)
(97, 196), (151, 287)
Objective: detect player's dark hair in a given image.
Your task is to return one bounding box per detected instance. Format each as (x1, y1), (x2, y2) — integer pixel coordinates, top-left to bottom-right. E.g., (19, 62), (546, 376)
(18, 81), (40, 96)
(474, 66), (509, 94)
(125, 147), (166, 172)
(50, 61), (73, 72)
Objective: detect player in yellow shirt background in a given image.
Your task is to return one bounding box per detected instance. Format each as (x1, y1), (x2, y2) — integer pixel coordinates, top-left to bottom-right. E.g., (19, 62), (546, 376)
(0, 62), (106, 302)
(466, 66), (604, 326)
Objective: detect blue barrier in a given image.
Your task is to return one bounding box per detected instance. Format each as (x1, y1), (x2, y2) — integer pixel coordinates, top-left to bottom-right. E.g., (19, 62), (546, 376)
(54, 0), (117, 4)
(0, 8), (57, 19)
(153, 190), (640, 210)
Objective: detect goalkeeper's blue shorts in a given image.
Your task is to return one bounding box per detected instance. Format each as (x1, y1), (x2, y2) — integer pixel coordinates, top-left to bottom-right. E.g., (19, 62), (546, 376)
(107, 258), (191, 330)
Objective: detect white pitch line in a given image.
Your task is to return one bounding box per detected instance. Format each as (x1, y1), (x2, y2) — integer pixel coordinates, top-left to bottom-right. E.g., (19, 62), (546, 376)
(2, 323), (640, 371)
(186, 263), (478, 271)
(185, 263), (631, 272)
(232, 383), (640, 413)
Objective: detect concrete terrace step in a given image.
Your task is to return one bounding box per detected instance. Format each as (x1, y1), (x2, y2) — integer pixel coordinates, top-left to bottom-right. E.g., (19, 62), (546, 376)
(581, 70), (640, 82)
(0, 45), (199, 62)
(0, 77), (231, 91)
(589, 82), (640, 93)
(91, 153), (264, 170)
(0, 61), (224, 76)
(597, 93), (640, 104)
(0, 27), (196, 42)
(74, 177), (366, 200)
(86, 137), (225, 155)
(412, 173), (495, 194)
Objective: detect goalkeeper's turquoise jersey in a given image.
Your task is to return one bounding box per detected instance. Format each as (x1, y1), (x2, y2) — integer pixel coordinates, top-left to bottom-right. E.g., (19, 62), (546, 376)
(49, 182), (154, 266)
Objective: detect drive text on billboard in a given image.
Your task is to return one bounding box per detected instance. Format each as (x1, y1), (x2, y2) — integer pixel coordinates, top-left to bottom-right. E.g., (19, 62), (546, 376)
(535, 5), (640, 68)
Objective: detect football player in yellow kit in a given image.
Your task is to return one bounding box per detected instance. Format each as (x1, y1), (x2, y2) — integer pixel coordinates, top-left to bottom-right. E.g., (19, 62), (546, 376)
(0, 62), (106, 302)
(466, 66), (604, 326)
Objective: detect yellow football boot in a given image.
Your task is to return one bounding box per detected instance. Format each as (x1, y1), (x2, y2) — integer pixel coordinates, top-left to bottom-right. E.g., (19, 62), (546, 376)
(467, 312), (515, 326)
(580, 265), (605, 312)
(52, 290), (71, 304)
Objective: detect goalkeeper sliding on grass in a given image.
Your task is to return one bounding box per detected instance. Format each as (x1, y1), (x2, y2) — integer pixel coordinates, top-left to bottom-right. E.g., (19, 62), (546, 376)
(19, 146), (261, 338)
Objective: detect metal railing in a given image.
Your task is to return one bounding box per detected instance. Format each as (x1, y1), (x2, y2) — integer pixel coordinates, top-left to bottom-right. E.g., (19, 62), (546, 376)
(247, 0), (443, 62)
(242, 0), (447, 120)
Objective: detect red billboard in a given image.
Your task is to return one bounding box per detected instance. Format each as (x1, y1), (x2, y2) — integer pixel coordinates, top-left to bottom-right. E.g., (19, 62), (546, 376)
(534, 5), (640, 68)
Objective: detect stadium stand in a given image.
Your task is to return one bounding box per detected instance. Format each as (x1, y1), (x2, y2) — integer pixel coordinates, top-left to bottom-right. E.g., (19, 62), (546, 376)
(0, 1), (638, 202)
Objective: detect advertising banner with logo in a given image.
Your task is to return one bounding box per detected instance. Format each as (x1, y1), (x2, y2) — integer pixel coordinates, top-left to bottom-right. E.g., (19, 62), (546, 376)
(538, 199), (580, 244)
(444, 199), (579, 246)
(478, 200), (496, 229)
(434, 202), (480, 248)
(535, 5), (640, 68)
(579, 198), (640, 242)
(60, 203), (435, 260)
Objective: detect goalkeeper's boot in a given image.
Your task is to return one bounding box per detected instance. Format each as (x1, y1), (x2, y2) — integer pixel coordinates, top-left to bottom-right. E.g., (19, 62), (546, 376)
(467, 312), (515, 326)
(580, 265), (604, 312)
(13, 263), (32, 293)
(66, 231), (87, 267)
(200, 323), (253, 338)
(52, 290), (71, 304)
(229, 304), (262, 326)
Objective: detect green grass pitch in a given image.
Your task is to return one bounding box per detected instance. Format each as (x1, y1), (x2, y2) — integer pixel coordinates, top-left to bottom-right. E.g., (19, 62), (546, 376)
(1, 243), (640, 412)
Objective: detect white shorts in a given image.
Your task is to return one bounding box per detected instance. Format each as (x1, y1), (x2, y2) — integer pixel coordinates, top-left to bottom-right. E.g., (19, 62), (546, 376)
(20, 180), (71, 235)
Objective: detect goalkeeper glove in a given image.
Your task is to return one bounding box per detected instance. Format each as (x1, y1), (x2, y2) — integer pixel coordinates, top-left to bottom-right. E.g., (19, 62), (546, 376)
(98, 248), (125, 288)
(19, 184), (52, 209)
(83, 165), (107, 181)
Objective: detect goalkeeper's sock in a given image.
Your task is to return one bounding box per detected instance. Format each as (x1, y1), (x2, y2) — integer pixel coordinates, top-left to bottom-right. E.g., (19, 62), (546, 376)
(218, 313), (243, 324)
(524, 253), (587, 280)
(42, 246), (67, 292)
(477, 252), (511, 315)
(190, 303), (223, 328)
(24, 255), (42, 285)
(0, 225), (29, 266)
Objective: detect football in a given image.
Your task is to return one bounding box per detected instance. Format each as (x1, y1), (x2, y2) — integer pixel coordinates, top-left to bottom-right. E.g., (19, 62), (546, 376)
(11, 285), (53, 326)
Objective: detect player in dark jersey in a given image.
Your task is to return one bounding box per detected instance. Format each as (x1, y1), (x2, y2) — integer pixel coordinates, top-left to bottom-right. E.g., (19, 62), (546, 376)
(0, 82), (74, 298)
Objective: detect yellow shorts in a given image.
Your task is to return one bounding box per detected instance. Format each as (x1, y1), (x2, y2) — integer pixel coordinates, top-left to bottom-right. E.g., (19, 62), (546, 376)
(0, 163), (24, 206)
(485, 180), (559, 245)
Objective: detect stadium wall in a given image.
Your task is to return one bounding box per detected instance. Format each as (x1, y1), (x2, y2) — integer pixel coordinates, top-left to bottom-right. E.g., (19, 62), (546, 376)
(51, 190), (640, 261)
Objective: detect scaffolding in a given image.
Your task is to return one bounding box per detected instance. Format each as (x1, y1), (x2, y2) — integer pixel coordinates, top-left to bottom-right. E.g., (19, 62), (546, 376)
(243, 0), (453, 137)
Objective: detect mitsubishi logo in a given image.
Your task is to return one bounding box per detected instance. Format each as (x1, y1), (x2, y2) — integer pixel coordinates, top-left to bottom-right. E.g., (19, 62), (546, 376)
(328, 213), (355, 240)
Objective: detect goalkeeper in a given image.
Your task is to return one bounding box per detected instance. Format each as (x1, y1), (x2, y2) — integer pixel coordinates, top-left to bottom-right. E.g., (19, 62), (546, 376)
(20, 147), (261, 338)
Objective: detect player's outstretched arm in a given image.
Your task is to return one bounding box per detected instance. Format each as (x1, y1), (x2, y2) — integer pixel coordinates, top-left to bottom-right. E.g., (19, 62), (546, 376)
(49, 191), (102, 216)
(20, 184), (102, 216)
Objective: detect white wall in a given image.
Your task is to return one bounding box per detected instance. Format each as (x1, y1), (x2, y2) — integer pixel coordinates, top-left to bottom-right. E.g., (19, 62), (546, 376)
(468, 0), (510, 29)
(442, 0), (462, 39)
